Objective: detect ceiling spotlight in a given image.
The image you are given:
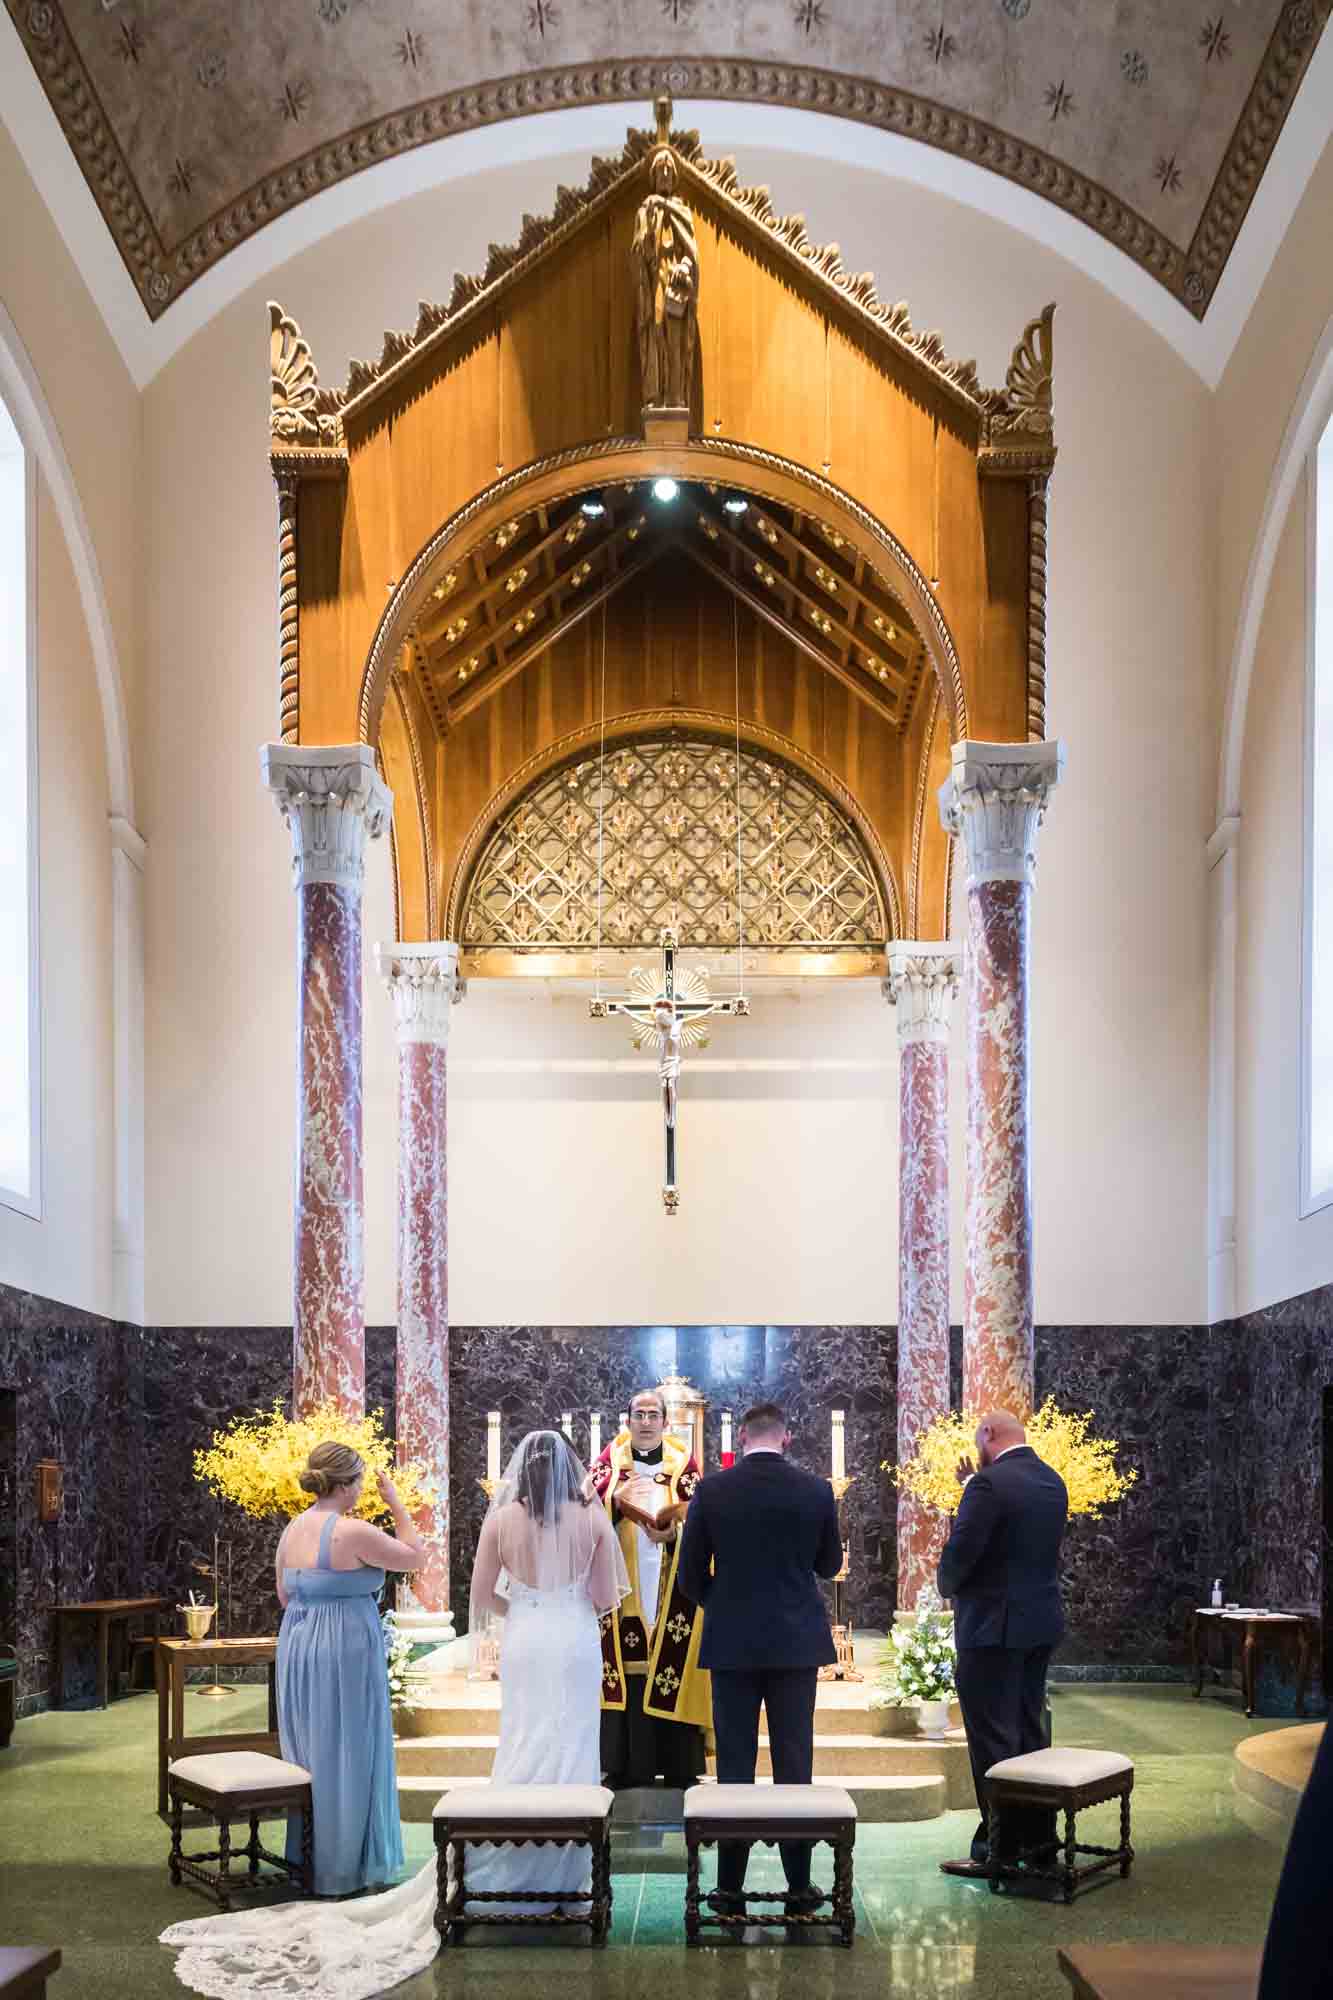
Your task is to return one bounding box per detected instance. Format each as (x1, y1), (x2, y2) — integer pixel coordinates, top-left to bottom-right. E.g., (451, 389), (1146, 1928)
(722, 493), (748, 516)
(652, 477), (679, 504)
(580, 492), (607, 518)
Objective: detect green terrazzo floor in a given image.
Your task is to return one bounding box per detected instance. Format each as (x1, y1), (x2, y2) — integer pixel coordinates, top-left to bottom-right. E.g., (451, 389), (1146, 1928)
(0, 1683), (1304, 1999)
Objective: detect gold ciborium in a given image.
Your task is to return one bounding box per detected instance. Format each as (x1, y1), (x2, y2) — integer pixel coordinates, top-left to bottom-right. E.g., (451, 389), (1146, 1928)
(179, 1603), (215, 1640)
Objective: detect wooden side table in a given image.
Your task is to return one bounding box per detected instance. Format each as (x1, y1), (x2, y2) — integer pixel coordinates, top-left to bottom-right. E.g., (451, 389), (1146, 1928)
(1189, 1607), (1316, 1718)
(1057, 1943), (1261, 1999)
(155, 1637), (279, 1818)
(48, 1597), (168, 1709)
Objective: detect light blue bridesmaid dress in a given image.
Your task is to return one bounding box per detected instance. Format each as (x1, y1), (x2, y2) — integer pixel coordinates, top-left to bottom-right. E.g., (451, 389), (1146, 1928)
(278, 1511), (404, 1896)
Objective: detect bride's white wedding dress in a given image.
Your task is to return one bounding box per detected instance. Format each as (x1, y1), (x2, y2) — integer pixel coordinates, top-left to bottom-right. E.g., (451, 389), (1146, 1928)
(162, 1445), (627, 2000)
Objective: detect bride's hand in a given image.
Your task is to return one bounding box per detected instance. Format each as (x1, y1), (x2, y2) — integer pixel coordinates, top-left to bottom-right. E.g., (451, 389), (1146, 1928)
(375, 1470), (401, 1511)
(578, 1473), (597, 1507)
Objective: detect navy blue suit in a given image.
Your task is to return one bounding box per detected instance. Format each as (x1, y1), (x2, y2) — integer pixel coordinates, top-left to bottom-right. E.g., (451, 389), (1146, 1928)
(679, 1451), (843, 1894)
(937, 1444), (1068, 1858)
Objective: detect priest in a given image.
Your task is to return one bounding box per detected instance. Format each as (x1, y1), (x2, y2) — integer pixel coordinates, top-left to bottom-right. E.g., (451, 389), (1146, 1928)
(591, 1386), (710, 1788)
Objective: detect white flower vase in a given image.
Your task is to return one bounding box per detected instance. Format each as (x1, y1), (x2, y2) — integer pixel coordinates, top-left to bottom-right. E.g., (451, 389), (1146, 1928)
(915, 1697), (952, 1738)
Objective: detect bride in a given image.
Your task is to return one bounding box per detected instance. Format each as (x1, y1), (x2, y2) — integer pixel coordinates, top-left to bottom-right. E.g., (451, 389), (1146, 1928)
(161, 1431), (629, 2000)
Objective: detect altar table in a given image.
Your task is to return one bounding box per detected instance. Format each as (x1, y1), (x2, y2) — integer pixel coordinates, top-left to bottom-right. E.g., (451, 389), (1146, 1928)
(48, 1596), (168, 1710)
(155, 1636), (279, 1817)
(1189, 1607), (1317, 1719)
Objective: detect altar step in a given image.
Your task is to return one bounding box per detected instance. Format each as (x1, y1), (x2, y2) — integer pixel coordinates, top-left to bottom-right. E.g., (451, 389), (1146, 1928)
(397, 1770), (950, 1826)
(395, 1729), (973, 1814)
(396, 1680), (960, 1743)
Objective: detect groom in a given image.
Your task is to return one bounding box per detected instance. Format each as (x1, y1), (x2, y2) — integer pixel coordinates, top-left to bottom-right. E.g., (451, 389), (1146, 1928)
(936, 1409), (1068, 1879)
(678, 1401), (843, 1916)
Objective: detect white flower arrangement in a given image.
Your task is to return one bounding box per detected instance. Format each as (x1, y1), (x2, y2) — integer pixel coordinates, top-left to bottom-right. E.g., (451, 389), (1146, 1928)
(878, 1587), (956, 1705)
(382, 1609), (430, 1712)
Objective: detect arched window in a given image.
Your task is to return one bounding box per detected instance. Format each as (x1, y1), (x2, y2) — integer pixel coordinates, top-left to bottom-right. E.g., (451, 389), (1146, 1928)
(0, 394), (37, 1216)
(1304, 410), (1333, 1214)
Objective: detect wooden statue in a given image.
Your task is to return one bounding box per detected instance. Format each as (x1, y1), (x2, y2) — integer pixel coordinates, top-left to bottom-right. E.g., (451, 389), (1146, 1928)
(632, 96), (699, 417)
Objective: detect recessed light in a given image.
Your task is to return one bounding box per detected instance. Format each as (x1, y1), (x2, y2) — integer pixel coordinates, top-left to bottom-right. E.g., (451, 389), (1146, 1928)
(652, 477), (679, 503)
(580, 492), (607, 518)
(722, 494), (748, 516)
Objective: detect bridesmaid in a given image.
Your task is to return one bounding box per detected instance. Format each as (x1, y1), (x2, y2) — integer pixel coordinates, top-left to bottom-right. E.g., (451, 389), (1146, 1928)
(276, 1442), (426, 1895)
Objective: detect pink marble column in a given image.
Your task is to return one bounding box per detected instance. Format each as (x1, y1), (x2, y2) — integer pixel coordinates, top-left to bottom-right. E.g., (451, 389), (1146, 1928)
(939, 741), (1063, 1421)
(263, 745), (391, 1419)
(377, 943), (463, 1616)
(885, 944), (960, 1612)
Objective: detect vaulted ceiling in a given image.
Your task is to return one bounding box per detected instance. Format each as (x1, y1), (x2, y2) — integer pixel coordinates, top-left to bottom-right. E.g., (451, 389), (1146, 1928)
(7, 0), (1329, 325)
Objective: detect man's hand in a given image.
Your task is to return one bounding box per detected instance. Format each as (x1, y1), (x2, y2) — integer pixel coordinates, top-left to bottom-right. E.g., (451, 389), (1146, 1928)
(954, 1455), (976, 1486)
(643, 1520), (676, 1544)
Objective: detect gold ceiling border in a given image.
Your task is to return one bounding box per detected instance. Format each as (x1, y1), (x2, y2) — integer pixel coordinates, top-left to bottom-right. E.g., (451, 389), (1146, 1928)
(443, 708), (903, 951)
(8, 22), (1329, 324)
(355, 438), (969, 758)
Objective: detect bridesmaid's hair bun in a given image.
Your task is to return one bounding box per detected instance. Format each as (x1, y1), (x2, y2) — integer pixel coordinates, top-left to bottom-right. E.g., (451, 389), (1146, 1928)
(299, 1441), (364, 1499)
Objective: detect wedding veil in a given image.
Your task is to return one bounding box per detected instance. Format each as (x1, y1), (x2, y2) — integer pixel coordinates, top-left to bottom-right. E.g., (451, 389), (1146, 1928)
(468, 1429), (628, 1645)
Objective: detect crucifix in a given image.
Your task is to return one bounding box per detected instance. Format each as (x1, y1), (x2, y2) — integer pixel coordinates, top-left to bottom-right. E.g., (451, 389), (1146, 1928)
(590, 927), (748, 1213)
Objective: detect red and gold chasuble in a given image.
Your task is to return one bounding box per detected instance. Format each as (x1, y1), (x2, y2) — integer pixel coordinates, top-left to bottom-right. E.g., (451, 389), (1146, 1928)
(591, 1431), (711, 1731)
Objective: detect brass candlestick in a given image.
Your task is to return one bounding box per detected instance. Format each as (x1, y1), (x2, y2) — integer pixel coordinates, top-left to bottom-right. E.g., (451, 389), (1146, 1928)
(819, 1474), (863, 1682)
(195, 1533), (235, 1700)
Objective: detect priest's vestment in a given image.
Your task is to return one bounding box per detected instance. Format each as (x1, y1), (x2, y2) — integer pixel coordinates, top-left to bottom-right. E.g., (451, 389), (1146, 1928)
(591, 1429), (711, 1735)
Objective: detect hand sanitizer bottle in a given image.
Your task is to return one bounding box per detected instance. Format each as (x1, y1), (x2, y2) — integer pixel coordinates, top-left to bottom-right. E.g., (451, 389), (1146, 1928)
(1211, 1578), (1223, 1608)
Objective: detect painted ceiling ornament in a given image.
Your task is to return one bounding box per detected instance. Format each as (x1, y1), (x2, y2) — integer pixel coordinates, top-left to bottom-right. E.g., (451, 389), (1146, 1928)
(632, 94), (700, 418)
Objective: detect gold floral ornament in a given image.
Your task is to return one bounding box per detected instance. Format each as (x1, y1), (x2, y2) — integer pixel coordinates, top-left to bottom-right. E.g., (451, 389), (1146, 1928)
(194, 1399), (439, 1523)
(888, 1400), (1136, 1520)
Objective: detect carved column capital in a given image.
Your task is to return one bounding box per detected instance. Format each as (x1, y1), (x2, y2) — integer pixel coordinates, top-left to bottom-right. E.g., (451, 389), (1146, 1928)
(938, 739), (1064, 888)
(262, 743), (391, 890)
(883, 943), (962, 1047)
(376, 942), (465, 1046)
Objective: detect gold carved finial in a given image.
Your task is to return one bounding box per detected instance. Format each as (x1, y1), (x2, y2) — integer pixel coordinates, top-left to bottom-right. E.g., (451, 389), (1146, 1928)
(1003, 303), (1055, 436)
(269, 301), (344, 449)
(654, 93), (673, 150)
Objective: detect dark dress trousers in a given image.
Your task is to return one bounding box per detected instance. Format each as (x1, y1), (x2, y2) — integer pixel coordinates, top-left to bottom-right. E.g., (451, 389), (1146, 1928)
(936, 1444), (1068, 1859)
(679, 1450), (843, 1894)
(1257, 1716), (1333, 1997)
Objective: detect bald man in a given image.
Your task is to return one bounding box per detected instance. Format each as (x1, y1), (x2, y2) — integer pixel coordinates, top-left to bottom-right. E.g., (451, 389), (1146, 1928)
(936, 1411), (1068, 1879)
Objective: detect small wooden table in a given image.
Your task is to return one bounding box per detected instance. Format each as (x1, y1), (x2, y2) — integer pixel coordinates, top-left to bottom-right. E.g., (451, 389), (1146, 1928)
(156, 1637), (279, 1818)
(48, 1597), (168, 1710)
(1057, 1943), (1260, 1999)
(1190, 1607), (1317, 1718)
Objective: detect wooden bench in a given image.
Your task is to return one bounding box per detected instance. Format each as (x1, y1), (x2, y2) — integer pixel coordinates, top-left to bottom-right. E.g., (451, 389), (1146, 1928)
(986, 1748), (1134, 1904)
(0, 1949), (61, 2000)
(1058, 1944), (1261, 1998)
(682, 1783), (857, 1946)
(167, 1750), (313, 1911)
(433, 1784), (615, 1946)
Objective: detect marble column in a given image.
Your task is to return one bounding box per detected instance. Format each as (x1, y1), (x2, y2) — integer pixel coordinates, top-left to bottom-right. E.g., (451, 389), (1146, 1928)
(885, 943), (960, 1613)
(376, 942), (464, 1621)
(939, 740), (1063, 1419)
(263, 744), (391, 1419)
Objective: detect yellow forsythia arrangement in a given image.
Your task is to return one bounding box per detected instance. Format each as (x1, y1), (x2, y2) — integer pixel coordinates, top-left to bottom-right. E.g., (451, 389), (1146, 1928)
(193, 1399), (439, 1523)
(889, 1399), (1137, 1520)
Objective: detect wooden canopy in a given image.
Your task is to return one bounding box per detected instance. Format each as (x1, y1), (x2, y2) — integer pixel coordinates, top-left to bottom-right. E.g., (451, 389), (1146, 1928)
(268, 104), (1056, 966)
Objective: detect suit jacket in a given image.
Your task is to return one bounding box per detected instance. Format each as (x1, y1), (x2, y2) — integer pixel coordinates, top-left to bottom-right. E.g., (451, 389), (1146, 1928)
(936, 1445), (1068, 1651)
(678, 1451), (844, 1671)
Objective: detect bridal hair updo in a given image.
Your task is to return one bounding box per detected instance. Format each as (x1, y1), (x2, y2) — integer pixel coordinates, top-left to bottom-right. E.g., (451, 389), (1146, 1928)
(298, 1441), (365, 1498)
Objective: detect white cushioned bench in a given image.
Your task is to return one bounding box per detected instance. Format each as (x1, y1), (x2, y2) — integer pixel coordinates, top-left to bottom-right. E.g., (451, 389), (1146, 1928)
(166, 1750), (313, 1909)
(984, 1747), (1135, 1903)
(682, 1784), (857, 1946)
(432, 1784), (615, 1945)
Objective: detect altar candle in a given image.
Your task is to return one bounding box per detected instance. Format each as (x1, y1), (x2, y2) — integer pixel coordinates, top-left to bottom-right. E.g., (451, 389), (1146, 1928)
(590, 1413), (602, 1461)
(831, 1409), (846, 1483)
(721, 1411), (733, 1459)
(619, 1411), (629, 1432)
(561, 1412), (573, 1442)
(486, 1411), (501, 1483)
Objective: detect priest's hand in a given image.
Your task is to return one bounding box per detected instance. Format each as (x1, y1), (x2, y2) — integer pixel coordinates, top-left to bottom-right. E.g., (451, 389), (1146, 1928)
(954, 1455), (976, 1486)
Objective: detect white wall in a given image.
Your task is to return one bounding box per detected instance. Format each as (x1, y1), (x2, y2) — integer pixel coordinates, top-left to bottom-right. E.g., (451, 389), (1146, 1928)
(142, 140), (1211, 1327)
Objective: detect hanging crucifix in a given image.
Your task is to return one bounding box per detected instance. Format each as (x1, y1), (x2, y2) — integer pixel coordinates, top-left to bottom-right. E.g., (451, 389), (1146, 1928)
(590, 927), (748, 1213)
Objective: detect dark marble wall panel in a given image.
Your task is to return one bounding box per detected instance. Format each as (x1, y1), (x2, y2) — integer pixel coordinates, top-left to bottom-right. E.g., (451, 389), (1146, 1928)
(0, 1281), (144, 1709)
(447, 1325), (898, 1633)
(140, 1325), (396, 1645)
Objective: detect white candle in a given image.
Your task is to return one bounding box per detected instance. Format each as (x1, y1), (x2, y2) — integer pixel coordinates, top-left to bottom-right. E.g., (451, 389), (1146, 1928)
(561, 1412), (574, 1441)
(619, 1411), (629, 1432)
(721, 1411), (733, 1458)
(831, 1409), (846, 1483)
(486, 1411), (501, 1483)
(589, 1413), (602, 1460)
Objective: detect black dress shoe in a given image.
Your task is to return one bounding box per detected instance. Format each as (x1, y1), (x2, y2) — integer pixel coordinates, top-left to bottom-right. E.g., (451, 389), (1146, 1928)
(939, 1857), (990, 1879)
(707, 1890), (746, 1917)
(784, 1888), (827, 1918)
